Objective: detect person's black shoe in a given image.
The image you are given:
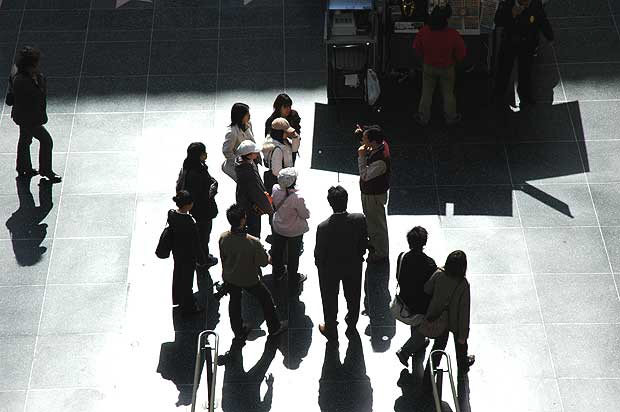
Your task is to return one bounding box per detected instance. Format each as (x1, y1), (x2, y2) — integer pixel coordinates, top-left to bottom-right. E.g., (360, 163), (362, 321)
(318, 324), (338, 341)
(268, 321), (288, 337)
(446, 113), (462, 126)
(298, 273), (307, 283)
(205, 255), (218, 268)
(414, 113), (428, 127)
(40, 172), (62, 183)
(17, 168), (38, 177)
(396, 349), (410, 367)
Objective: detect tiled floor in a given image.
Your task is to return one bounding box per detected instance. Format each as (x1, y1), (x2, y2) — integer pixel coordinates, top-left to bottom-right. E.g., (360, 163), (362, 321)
(1, 0), (620, 411)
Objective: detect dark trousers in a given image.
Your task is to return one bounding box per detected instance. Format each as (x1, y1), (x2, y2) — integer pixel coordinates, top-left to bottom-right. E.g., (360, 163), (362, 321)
(195, 219), (213, 258)
(17, 125), (53, 174)
(172, 258), (196, 308)
(494, 44), (535, 105)
(318, 265), (362, 329)
(246, 210), (261, 239)
(228, 281), (280, 336)
(428, 331), (469, 375)
(271, 232), (303, 293)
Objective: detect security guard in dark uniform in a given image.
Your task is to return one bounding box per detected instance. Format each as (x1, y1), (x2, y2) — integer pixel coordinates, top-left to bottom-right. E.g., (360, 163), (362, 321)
(493, 0), (554, 108)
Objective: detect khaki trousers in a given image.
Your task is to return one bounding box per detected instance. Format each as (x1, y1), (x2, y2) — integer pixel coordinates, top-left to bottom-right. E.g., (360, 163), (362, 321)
(361, 192), (389, 259)
(418, 64), (457, 124)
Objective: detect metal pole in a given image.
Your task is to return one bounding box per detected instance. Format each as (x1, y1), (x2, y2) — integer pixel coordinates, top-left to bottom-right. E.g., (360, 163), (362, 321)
(191, 331), (219, 412)
(429, 350), (461, 412)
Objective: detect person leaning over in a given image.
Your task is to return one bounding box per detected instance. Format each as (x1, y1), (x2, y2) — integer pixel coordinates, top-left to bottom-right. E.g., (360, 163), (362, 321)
(395, 226), (438, 367)
(315, 186), (368, 341)
(356, 125), (390, 264)
(9, 46), (61, 182)
(219, 204), (287, 340)
(234, 140), (274, 239)
(413, 4), (466, 126)
(261, 118), (300, 195)
(424, 250), (475, 375)
(265, 93), (301, 164)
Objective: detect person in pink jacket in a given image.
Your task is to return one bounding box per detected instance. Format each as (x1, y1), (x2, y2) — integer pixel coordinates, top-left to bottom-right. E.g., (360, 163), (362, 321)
(270, 167), (310, 298)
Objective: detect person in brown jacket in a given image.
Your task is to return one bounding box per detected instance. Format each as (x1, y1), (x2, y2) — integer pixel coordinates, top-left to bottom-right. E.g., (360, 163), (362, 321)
(219, 204), (287, 341)
(424, 250), (475, 375)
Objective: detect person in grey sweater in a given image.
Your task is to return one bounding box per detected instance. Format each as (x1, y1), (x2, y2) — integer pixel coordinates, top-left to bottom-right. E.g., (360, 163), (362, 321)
(219, 204), (286, 340)
(424, 250), (475, 375)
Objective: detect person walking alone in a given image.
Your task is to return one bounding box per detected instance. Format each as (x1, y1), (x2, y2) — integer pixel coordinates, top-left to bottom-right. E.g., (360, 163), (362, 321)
(9, 46), (61, 182)
(219, 204), (287, 340)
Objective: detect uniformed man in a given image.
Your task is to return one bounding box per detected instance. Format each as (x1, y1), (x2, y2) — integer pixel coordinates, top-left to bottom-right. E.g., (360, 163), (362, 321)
(493, 0), (554, 109)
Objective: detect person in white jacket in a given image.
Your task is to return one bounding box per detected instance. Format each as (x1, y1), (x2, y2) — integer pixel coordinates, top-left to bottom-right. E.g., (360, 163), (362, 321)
(262, 118), (300, 194)
(222, 103), (260, 182)
(270, 168), (309, 297)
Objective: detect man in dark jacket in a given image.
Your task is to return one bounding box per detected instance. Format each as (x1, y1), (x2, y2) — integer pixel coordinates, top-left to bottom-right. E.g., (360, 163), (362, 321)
(315, 186), (368, 340)
(235, 140), (274, 239)
(494, 0), (554, 108)
(9, 46), (61, 183)
(395, 226), (437, 367)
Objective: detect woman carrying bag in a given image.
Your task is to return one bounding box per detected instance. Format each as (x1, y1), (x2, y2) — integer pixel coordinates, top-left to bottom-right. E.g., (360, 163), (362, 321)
(394, 226), (438, 367)
(422, 250), (475, 375)
(167, 191), (206, 315)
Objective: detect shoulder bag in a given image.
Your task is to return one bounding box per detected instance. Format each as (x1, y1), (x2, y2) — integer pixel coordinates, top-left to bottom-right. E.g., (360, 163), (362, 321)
(155, 216), (173, 259)
(390, 252), (425, 326)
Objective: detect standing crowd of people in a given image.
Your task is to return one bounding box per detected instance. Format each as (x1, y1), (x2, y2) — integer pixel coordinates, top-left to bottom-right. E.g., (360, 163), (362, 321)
(3, 0), (556, 395)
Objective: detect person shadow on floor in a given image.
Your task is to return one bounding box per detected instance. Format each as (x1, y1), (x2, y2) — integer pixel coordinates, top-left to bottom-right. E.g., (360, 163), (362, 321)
(276, 298), (313, 370)
(219, 336), (279, 412)
(363, 260), (396, 352)
(157, 288), (220, 407)
(395, 348), (472, 412)
(5, 176), (53, 266)
(318, 330), (373, 412)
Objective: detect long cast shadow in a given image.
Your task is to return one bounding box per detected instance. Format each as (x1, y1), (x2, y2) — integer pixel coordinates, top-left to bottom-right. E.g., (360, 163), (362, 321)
(5, 176), (53, 266)
(318, 330), (373, 412)
(156, 289), (220, 407)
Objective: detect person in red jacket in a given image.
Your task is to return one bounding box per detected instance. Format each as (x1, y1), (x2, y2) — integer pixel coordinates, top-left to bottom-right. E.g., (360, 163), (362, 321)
(413, 4), (466, 126)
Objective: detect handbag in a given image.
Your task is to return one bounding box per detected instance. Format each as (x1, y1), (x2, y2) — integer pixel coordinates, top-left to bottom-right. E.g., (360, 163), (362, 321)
(155, 218), (172, 259)
(390, 252), (425, 325)
(418, 274), (464, 338)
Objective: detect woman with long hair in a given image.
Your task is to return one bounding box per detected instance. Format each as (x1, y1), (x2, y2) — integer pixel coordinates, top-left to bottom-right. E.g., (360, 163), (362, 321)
(10, 46), (61, 182)
(179, 142), (219, 270)
(265, 93), (301, 163)
(222, 103), (259, 181)
(423, 250), (475, 375)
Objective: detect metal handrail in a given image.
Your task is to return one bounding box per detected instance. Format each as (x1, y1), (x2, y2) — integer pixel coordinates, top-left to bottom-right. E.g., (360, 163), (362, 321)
(429, 350), (460, 412)
(191, 330), (219, 412)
